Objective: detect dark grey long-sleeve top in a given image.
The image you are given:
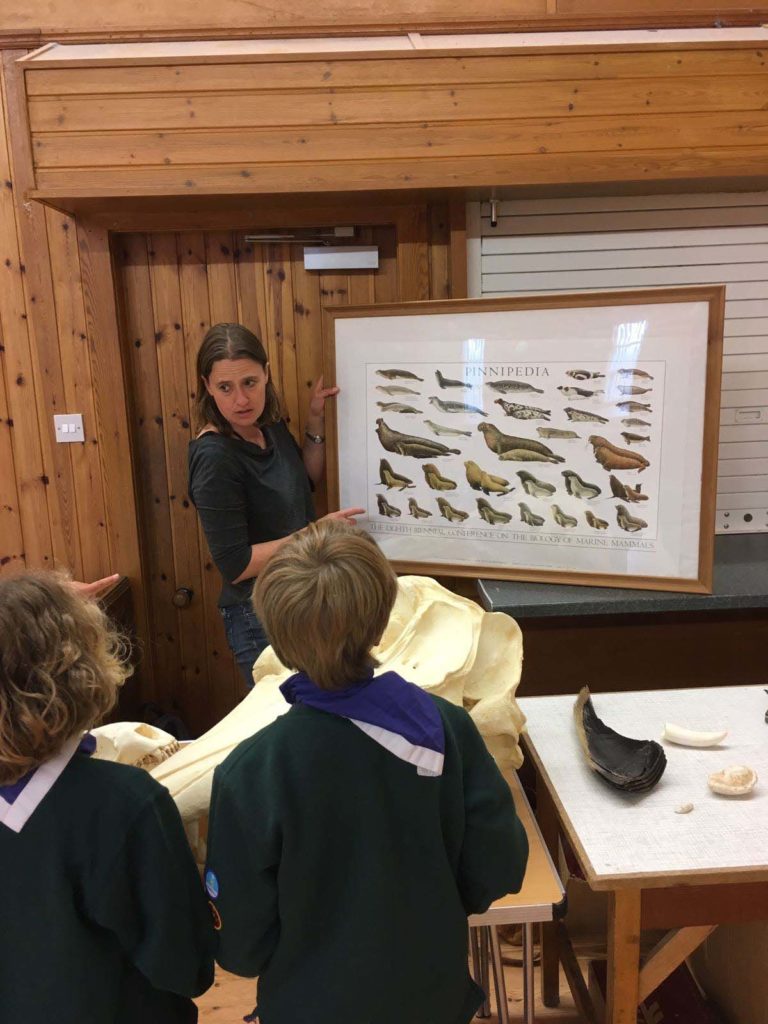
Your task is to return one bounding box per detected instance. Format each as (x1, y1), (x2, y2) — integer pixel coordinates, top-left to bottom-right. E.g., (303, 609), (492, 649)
(188, 422), (315, 607)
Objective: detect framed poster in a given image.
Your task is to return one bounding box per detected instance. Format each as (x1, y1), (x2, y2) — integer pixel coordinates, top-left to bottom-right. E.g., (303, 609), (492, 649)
(324, 287), (724, 593)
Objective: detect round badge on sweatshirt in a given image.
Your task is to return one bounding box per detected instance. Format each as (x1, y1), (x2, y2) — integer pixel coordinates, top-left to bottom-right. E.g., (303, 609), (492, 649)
(204, 869), (219, 900)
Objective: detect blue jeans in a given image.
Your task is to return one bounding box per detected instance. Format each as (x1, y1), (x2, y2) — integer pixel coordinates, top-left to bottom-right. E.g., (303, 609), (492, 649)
(220, 602), (269, 688)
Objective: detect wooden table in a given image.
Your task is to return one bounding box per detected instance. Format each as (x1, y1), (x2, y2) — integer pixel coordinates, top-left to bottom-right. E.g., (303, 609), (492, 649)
(518, 686), (768, 1024)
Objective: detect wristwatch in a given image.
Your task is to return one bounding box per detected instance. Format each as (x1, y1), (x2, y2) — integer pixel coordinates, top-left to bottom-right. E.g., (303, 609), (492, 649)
(305, 430), (325, 445)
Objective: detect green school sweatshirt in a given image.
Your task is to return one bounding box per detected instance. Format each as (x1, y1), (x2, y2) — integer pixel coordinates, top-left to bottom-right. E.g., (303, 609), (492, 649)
(205, 693), (528, 1024)
(0, 755), (215, 1023)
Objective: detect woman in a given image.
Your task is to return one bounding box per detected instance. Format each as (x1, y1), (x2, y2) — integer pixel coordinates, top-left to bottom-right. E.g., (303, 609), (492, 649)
(189, 322), (362, 686)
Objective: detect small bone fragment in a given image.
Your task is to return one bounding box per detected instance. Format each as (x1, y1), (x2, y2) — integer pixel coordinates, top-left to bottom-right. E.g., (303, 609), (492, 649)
(674, 803), (694, 814)
(708, 765), (758, 796)
(661, 722), (728, 748)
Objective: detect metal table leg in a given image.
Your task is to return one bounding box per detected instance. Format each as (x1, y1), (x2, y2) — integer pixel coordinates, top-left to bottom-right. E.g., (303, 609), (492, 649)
(470, 926), (482, 986)
(477, 926), (491, 1018)
(522, 922), (536, 1024)
(489, 925), (510, 1024)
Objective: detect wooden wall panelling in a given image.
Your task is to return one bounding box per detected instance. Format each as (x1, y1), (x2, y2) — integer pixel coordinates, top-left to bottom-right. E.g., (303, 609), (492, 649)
(24, 50), (768, 99)
(331, 248), (371, 513)
(30, 148), (768, 198)
(2, 52), (79, 573)
(516, 610), (768, 695)
(6, 0), (549, 39)
(0, 67), (51, 570)
(44, 205), (111, 582)
(30, 146), (768, 197)
(114, 233), (176, 708)
(110, 208), (455, 723)
(201, 229), (259, 703)
(38, 196), (505, 237)
(29, 113), (768, 170)
(25, 46), (768, 198)
(427, 202), (450, 301)
(39, 81), (707, 132)
(373, 225), (399, 303)
(0, 333), (24, 573)
(347, 229), (377, 306)
(76, 220), (146, 661)
(204, 231), (239, 323)
(177, 231), (242, 717)
(147, 233), (211, 733)
(26, 71), (768, 129)
(396, 206), (430, 301)
(6, 3), (768, 41)
(234, 237), (264, 340)
(320, 265), (362, 513)
(262, 243), (302, 435)
(291, 252), (329, 514)
(448, 200), (468, 299)
(557, 0), (765, 14)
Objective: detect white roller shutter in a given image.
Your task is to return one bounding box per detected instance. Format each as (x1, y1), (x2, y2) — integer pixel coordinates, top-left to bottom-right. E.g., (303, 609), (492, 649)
(468, 193), (768, 534)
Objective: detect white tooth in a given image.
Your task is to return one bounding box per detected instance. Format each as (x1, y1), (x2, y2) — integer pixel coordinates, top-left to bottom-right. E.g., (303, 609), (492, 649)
(675, 803), (694, 814)
(661, 722), (728, 748)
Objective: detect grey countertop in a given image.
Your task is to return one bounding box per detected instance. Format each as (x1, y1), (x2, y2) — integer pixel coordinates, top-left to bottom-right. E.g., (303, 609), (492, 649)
(477, 534), (768, 618)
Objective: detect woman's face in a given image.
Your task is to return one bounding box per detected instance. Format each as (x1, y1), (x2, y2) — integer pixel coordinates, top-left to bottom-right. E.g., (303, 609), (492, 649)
(204, 357), (269, 429)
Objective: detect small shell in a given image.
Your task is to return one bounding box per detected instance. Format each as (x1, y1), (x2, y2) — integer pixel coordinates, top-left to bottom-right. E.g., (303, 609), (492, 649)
(674, 803), (694, 814)
(708, 765), (758, 796)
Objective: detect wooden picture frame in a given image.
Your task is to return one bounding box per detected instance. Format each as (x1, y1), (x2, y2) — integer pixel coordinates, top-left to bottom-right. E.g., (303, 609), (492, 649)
(323, 286), (724, 593)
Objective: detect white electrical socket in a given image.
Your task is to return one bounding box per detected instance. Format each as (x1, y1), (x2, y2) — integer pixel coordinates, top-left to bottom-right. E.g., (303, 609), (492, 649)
(54, 413), (85, 443)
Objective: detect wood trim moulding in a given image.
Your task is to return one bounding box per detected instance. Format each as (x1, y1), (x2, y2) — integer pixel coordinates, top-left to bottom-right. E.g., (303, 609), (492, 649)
(24, 177), (768, 226)
(23, 191), (458, 230)
(27, 146), (768, 203)
(0, 34), (44, 49)
(75, 219), (149, 678)
(448, 199), (468, 299)
(5, 15), (768, 47)
(15, 28), (768, 67)
(21, 42), (57, 60)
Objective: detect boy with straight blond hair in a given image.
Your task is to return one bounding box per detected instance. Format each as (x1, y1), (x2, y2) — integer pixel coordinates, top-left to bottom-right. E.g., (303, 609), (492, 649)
(205, 520), (528, 1024)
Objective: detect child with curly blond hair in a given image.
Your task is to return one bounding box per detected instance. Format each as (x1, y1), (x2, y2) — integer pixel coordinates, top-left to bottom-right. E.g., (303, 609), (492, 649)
(0, 572), (214, 1023)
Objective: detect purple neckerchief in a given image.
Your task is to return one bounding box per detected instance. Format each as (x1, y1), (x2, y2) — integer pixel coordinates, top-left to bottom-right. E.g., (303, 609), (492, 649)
(0, 733), (95, 806)
(280, 671), (445, 775)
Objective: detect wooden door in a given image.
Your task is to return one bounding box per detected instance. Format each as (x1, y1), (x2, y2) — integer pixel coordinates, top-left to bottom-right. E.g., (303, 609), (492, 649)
(114, 217), (433, 735)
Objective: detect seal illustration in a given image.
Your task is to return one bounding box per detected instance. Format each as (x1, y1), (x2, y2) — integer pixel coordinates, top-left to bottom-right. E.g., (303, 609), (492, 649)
(519, 502), (545, 527)
(464, 460), (513, 495)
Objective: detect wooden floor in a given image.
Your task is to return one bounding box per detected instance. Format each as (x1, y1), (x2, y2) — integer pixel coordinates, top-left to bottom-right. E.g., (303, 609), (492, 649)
(195, 937), (589, 1023)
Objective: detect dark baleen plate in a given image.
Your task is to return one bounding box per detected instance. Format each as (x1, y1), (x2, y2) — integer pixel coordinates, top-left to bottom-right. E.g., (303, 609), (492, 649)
(573, 687), (667, 793)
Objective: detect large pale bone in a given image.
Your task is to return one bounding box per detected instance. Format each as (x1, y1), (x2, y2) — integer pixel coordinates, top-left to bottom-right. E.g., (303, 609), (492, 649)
(150, 575), (525, 860)
(91, 722), (180, 769)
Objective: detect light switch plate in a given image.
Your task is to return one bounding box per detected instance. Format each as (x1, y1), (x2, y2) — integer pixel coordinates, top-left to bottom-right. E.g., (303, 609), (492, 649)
(54, 413), (85, 443)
